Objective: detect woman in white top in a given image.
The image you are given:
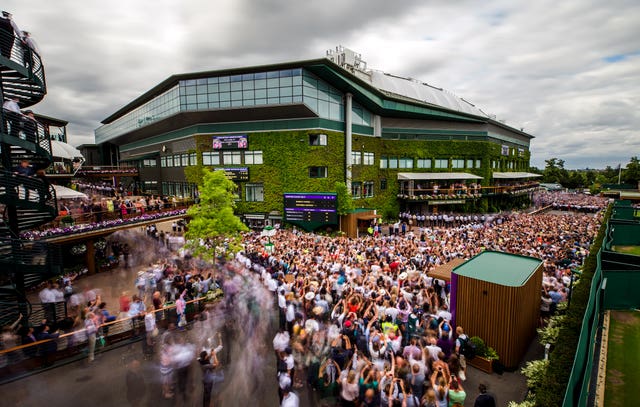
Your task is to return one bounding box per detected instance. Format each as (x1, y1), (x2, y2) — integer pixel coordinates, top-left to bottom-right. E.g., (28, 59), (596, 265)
(339, 370), (359, 406)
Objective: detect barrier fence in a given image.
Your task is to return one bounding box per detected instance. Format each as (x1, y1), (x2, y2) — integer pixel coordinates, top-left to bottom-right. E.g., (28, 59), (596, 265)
(0, 293), (222, 384)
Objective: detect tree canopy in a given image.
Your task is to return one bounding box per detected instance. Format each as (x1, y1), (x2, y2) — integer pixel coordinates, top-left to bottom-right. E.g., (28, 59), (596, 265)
(185, 169), (248, 259)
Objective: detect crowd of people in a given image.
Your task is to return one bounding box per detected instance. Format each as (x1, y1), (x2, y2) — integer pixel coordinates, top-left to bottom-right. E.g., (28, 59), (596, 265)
(234, 199), (604, 406)
(533, 191), (609, 212)
(0, 191), (610, 406)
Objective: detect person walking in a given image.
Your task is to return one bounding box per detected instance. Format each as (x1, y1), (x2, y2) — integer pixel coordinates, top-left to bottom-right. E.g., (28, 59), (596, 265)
(473, 383), (496, 407)
(84, 312), (99, 363)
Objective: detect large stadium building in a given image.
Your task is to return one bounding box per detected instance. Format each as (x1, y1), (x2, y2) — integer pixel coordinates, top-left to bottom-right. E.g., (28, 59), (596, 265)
(94, 47), (540, 228)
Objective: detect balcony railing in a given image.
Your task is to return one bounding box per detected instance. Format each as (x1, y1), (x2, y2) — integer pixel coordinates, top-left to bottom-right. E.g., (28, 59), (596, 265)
(75, 166), (139, 176)
(397, 182), (541, 200)
(0, 30), (45, 89)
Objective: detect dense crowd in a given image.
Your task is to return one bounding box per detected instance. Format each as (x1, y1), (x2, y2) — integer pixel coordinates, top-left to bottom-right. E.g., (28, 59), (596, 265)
(1, 191), (610, 406)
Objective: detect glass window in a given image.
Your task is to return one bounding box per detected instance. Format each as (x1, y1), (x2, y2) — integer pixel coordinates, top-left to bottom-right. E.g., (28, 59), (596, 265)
(202, 152), (220, 166)
(451, 159), (465, 169)
(399, 158), (413, 169)
(363, 181), (374, 198)
(189, 153), (197, 166)
(475, 159), (482, 168)
(181, 154), (189, 166)
(142, 159), (157, 167)
(380, 178), (387, 190)
(466, 159), (474, 168)
(245, 183), (264, 202)
(351, 182), (362, 198)
(309, 166), (328, 178)
(244, 151), (263, 165)
(223, 151), (242, 165)
(380, 156), (387, 169)
(309, 133), (327, 146)
(434, 159), (449, 169)
(417, 158), (431, 169)
(363, 152), (374, 165)
(388, 157), (398, 169)
(160, 156), (167, 167)
(351, 151), (361, 165)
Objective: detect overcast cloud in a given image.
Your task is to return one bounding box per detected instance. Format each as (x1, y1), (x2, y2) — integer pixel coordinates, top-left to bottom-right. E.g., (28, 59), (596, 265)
(4, 0), (639, 169)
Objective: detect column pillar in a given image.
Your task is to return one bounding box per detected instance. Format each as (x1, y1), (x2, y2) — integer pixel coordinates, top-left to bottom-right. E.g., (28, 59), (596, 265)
(345, 93), (353, 193)
(85, 240), (96, 275)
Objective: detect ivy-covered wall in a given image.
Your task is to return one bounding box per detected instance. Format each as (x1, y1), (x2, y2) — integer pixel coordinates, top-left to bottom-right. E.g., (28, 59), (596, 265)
(195, 130), (346, 215)
(190, 129), (531, 219)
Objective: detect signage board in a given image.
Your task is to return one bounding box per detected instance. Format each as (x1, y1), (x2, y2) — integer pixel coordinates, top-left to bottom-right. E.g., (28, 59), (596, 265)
(283, 193), (337, 224)
(214, 167), (249, 182)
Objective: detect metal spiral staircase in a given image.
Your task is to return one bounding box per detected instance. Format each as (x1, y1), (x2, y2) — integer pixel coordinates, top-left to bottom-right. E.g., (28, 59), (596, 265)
(0, 27), (61, 325)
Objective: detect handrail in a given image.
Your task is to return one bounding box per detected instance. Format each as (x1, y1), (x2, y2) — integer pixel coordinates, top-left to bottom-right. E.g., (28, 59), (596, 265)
(397, 182), (541, 199)
(0, 109), (51, 149)
(0, 294), (218, 356)
(0, 29), (46, 96)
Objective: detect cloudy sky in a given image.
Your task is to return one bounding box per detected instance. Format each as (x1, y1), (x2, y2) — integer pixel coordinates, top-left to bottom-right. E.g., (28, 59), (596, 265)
(4, 0), (639, 169)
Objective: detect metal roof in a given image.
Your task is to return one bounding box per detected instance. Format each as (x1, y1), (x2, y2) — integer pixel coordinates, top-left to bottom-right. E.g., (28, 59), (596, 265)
(369, 70), (487, 117)
(492, 172), (542, 179)
(397, 172), (483, 181)
(453, 251), (543, 287)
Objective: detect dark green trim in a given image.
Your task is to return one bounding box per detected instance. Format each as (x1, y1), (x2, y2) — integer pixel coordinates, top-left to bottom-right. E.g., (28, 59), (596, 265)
(121, 118), (375, 152)
(353, 124), (374, 136)
(383, 128), (487, 136)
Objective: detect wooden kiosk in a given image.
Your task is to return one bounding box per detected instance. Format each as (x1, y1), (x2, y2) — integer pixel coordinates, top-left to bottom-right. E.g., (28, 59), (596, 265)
(451, 251), (543, 369)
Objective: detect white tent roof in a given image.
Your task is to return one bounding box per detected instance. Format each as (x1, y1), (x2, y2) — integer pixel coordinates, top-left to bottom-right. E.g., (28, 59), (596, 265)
(492, 172), (543, 179)
(53, 184), (88, 200)
(51, 140), (83, 160)
(397, 172), (483, 181)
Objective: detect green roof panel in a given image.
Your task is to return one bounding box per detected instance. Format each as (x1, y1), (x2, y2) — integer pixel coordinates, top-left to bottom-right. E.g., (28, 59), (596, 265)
(453, 251), (542, 287)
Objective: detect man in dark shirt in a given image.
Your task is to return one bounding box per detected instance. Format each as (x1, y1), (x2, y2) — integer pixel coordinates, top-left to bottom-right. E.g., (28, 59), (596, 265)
(474, 383), (497, 407)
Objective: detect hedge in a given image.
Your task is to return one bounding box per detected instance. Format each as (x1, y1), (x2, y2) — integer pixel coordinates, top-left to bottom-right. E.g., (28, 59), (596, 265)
(533, 205), (611, 406)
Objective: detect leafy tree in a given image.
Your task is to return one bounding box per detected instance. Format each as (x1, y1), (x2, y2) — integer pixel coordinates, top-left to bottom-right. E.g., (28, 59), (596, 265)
(564, 171), (585, 189)
(622, 156), (640, 186)
(335, 181), (354, 215)
(185, 169), (248, 260)
(542, 158), (569, 184)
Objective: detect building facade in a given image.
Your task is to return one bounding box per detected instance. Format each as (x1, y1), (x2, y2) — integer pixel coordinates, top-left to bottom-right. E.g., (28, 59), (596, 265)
(95, 49), (538, 227)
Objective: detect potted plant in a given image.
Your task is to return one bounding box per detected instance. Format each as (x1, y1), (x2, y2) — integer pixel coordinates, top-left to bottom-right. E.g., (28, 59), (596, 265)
(467, 336), (499, 374)
(60, 215), (74, 226)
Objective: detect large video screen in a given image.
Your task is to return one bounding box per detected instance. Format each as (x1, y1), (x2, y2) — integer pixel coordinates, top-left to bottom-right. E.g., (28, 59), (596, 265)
(283, 193), (337, 224)
(212, 134), (248, 150)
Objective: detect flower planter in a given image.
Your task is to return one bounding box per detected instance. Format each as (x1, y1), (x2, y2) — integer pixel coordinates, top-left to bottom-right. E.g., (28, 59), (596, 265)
(468, 356), (493, 374)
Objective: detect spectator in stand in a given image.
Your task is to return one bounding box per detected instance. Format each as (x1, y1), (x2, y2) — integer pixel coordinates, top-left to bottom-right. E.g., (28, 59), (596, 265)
(0, 11), (21, 59)
(21, 109), (38, 142)
(3, 97), (24, 138)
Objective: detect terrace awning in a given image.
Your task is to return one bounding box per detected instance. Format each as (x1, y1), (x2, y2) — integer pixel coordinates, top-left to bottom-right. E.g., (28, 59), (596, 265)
(397, 172), (483, 181)
(492, 172), (542, 179)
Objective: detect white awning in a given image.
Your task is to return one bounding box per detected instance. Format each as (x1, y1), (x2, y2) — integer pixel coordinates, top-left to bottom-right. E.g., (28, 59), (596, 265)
(53, 184), (88, 200)
(397, 172), (483, 181)
(51, 140), (84, 160)
(492, 172), (542, 179)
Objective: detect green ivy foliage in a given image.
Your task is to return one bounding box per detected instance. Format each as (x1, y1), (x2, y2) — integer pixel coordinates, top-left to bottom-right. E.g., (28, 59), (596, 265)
(190, 130), (531, 218)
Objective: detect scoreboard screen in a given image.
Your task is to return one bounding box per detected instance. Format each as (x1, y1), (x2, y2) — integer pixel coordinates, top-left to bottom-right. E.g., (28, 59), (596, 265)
(283, 193), (337, 224)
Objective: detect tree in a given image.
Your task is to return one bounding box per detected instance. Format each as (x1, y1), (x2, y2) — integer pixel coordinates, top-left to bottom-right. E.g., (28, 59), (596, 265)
(622, 156), (640, 186)
(335, 181), (354, 216)
(542, 158), (569, 184)
(184, 169), (248, 260)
